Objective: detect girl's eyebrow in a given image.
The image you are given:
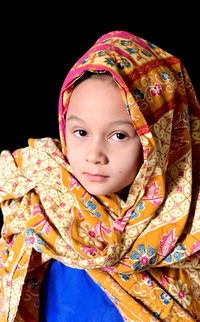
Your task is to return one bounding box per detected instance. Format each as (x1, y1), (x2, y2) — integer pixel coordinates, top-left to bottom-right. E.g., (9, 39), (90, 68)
(66, 115), (86, 123)
(66, 115), (133, 126)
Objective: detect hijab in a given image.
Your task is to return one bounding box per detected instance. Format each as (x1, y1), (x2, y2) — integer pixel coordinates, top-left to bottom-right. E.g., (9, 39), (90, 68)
(0, 30), (200, 321)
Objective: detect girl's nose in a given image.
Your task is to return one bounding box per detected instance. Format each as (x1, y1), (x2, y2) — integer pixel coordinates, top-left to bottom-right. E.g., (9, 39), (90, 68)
(85, 140), (108, 165)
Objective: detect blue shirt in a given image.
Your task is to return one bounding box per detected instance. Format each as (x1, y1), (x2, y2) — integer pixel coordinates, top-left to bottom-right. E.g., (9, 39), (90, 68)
(39, 260), (124, 322)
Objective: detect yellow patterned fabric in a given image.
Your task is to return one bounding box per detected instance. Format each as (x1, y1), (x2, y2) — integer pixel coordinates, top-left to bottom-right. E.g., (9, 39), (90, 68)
(0, 31), (200, 321)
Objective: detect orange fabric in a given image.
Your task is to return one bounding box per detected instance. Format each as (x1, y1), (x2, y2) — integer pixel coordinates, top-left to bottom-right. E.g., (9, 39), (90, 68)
(0, 31), (200, 321)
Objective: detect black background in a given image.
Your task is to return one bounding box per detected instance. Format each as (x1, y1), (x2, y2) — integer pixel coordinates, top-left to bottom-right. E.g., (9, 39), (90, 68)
(0, 4), (199, 227)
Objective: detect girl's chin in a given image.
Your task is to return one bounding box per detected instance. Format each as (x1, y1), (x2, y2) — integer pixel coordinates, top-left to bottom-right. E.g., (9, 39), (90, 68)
(83, 185), (115, 197)
(83, 185), (130, 199)
(78, 176), (132, 198)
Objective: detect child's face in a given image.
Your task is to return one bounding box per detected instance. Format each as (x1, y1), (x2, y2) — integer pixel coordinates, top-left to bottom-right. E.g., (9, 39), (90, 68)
(65, 77), (143, 197)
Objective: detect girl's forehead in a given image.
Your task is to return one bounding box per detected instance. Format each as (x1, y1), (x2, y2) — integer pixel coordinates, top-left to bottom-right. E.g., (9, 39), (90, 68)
(67, 85), (132, 128)
(68, 77), (126, 107)
(64, 76), (137, 136)
(66, 114), (134, 128)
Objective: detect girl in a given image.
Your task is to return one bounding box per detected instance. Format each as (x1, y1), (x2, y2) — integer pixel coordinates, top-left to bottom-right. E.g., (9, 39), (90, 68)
(0, 30), (200, 321)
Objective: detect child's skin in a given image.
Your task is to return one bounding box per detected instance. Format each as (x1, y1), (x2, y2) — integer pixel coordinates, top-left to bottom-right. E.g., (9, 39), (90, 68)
(65, 75), (143, 198)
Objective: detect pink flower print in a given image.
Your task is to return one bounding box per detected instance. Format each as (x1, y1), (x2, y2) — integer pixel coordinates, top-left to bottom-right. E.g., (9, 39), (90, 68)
(69, 176), (80, 189)
(113, 212), (131, 233)
(112, 219), (126, 233)
(159, 229), (177, 257)
(78, 221), (104, 248)
(29, 236), (36, 245)
(160, 273), (168, 288)
(142, 273), (153, 288)
(33, 205), (43, 216)
(81, 245), (98, 257)
(100, 267), (115, 273)
(190, 241), (200, 255)
(46, 166), (52, 172)
(94, 222), (111, 236)
(150, 83), (162, 96)
(145, 181), (159, 198)
(88, 230), (96, 238)
(169, 280), (192, 309)
(131, 244), (157, 271)
(144, 181), (163, 205)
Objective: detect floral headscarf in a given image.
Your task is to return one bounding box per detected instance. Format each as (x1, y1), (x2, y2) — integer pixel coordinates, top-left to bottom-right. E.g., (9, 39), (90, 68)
(0, 31), (200, 321)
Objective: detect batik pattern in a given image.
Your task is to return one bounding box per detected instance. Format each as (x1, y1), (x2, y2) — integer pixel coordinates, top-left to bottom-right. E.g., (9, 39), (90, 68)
(0, 31), (200, 321)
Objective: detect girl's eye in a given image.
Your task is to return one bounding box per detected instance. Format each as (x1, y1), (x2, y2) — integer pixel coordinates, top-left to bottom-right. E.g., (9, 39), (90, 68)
(74, 130), (87, 137)
(112, 132), (128, 141)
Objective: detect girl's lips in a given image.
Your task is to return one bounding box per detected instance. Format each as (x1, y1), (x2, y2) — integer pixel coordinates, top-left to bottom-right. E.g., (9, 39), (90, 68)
(84, 172), (109, 182)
